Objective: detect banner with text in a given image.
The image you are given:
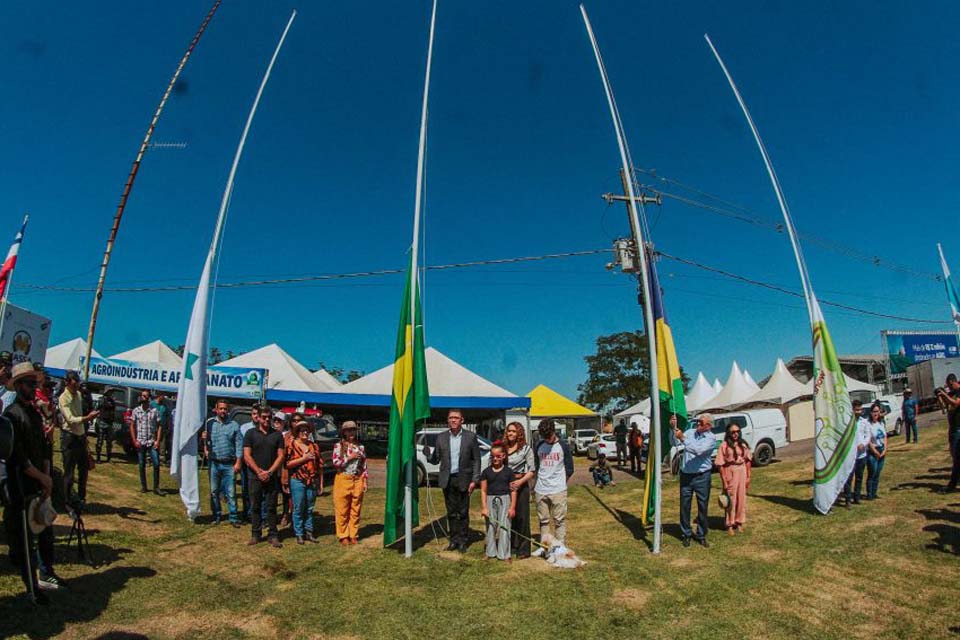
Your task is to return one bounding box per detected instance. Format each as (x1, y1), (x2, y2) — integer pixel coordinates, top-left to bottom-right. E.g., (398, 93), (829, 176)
(0, 303), (52, 366)
(87, 356), (266, 399)
(883, 331), (960, 375)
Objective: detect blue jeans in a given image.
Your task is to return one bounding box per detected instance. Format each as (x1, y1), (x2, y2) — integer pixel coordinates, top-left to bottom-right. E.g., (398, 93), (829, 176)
(904, 419), (918, 443)
(866, 454), (885, 499)
(209, 460), (239, 523)
(289, 477), (317, 537)
(592, 469), (612, 486)
(137, 444), (160, 491)
(679, 470), (711, 540)
(843, 457), (867, 501)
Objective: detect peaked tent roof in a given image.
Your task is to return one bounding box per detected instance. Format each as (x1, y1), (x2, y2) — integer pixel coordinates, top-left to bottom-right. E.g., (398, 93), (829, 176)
(713, 379), (724, 394)
(527, 384), (596, 418)
(45, 338), (102, 374)
(312, 369), (343, 388)
(742, 369), (760, 391)
(685, 372), (717, 412)
(614, 397), (651, 420)
(700, 362), (756, 411)
(110, 340), (182, 366)
(740, 359), (809, 405)
(802, 372), (880, 395)
(219, 344), (336, 393)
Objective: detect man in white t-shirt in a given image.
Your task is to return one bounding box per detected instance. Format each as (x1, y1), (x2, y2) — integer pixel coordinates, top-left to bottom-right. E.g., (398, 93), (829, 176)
(534, 419), (574, 544)
(841, 399), (871, 507)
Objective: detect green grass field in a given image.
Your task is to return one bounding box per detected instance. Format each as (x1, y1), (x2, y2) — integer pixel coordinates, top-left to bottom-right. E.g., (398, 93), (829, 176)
(1, 418), (958, 640)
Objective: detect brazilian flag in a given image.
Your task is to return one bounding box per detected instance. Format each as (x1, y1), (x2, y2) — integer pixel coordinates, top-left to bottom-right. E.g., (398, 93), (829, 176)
(383, 260), (431, 546)
(641, 257), (687, 526)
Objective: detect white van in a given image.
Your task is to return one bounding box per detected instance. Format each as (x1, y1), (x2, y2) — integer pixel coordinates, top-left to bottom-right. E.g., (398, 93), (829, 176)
(669, 408), (788, 474)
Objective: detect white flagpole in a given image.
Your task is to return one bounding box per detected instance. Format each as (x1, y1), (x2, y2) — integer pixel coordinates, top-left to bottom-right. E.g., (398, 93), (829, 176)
(580, 5), (663, 554)
(405, 0), (438, 559)
(0, 214), (28, 344)
(937, 243), (960, 343)
(171, 10), (296, 519)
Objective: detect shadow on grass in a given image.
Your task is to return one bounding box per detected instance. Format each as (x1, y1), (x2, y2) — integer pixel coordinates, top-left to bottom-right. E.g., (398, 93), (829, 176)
(755, 494), (815, 514)
(916, 508), (960, 524)
(924, 523), (960, 555)
(94, 633), (149, 640)
(584, 488), (651, 550)
(929, 467), (951, 473)
(789, 479), (813, 487)
(913, 474), (949, 481)
(0, 565), (156, 639)
(83, 503), (158, 524)
(890, 481), (944, 493)
(382, 517), (452, 554)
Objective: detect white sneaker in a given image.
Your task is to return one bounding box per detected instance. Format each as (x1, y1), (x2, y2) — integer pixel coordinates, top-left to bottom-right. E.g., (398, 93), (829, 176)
(37, 573), (64, 591)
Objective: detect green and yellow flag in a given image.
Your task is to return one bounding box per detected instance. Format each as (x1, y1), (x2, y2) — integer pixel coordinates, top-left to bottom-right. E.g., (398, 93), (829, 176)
(383, 261), (431, 546)
(641, 258), (687, 526)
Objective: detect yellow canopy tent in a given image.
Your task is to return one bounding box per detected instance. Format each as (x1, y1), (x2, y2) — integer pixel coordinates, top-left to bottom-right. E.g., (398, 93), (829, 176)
(527, 384), (597, 418)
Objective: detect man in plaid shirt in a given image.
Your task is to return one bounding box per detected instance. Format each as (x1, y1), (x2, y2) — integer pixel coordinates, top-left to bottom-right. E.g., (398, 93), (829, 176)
(129, 390), (162, 494)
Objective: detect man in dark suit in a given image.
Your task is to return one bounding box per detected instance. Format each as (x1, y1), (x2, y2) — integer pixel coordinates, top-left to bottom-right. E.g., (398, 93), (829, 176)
(423, 409), (481, 552)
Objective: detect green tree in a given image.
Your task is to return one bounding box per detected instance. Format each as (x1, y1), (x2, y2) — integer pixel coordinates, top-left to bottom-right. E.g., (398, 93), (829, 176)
(577, 330), (690, 413)
(318, 362), (365, 384)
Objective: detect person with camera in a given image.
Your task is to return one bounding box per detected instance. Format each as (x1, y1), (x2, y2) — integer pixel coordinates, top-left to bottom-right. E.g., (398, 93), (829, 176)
(674, 413), (716, 548)
(3, 361), (62, 603)
(94, 393), (118, 464)
(938, 374), (960, 492)
(58, 371), (98, 512)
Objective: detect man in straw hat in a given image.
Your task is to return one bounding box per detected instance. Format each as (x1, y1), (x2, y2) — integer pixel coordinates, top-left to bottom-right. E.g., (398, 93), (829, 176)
(2, 361), (63, 603)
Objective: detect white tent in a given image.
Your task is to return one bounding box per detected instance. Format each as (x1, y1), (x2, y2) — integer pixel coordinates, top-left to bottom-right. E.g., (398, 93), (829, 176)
(740, 359), (809, 405)
(802, 373), (880, 395)
(339, 347), (518, 399)
(742, 369), (760, 391)
(685, 372), (717, 412)
(219, 344), (337, 392)
(700, 362), (756, 411)
(45, 338), (102, 373)
(312, 368), (343, 388)
(110, 340), (182, 366)
(613, 399), (651, 434)
(713, 378), (723, 395)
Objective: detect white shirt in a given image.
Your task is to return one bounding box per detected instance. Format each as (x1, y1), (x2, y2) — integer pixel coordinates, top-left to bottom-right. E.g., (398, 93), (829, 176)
(855, 417), (871, 460)
(0, 390), (15, 412)
(534, 440), (566, 495)
(448, 430), (462, 475)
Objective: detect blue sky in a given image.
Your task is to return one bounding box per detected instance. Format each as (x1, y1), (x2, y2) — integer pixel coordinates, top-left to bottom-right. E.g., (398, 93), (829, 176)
(2, 0), (959, 401)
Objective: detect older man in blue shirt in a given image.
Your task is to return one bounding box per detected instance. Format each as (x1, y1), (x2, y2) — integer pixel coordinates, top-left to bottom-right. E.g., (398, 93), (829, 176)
(674, 413), (718, 547)
(205, 400), (244, 527)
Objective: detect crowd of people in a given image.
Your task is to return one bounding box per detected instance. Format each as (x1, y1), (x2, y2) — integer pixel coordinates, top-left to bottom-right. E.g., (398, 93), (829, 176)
(3, 349), (960, 604)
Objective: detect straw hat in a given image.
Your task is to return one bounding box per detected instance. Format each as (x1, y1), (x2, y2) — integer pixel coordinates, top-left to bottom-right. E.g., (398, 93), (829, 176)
(6, 361), (39, 390)
(27, 495), (57, 535)
(717, 492), (731, 512)
(340, 420), (358, 433)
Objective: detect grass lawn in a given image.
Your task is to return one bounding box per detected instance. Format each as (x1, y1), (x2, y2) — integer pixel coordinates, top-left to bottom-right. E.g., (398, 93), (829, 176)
(1, 418), (958, 639)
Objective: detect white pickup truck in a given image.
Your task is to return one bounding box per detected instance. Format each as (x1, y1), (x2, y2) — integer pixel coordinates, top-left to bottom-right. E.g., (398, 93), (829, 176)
(669, 408), (789, 475)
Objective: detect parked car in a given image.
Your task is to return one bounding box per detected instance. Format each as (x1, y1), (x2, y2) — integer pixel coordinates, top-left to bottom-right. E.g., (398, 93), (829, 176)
(669, 409), (789, 475)
(415, 428), (491, 487)
(586, 433), (619, 460)
(569, 429), (599, 455)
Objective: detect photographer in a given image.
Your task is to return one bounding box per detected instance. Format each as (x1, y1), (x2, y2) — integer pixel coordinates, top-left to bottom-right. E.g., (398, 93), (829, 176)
(3, 362), (62, 604)
(95, 393), (119, 464)
(938, 374), (960, 492)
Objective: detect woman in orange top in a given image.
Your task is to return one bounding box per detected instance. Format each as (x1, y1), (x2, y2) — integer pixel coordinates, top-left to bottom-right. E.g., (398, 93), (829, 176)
(285, 420), (323, 544)
(715, 422), (752, 535)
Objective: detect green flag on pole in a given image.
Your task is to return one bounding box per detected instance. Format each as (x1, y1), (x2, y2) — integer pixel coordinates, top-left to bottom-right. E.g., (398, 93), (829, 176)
(383, 260), (430, 547)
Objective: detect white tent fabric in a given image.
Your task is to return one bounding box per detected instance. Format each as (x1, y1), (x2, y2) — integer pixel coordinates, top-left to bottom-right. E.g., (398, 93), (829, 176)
(742, 369), (760, 391)
(219, 344), (336, 392)
(740, 359), (809, 405)
(110, 340), (182, 366)
(338, 347), (518, 398)
(614, 398), (651, 420)
(802, 373), (880, 395)
(312, 369), (343, 388)
(45, 338), (102, 372)
(685, 372), (717, 412)
(713, 379), (723, 394)
(700, 362), (756, 411)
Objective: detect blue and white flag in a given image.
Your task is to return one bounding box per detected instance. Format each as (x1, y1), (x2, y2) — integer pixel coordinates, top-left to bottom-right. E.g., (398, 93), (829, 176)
(938, 243), (960, 327)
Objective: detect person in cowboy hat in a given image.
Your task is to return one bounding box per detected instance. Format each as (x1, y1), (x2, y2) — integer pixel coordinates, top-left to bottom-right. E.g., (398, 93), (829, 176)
(2, 361), (64, 602)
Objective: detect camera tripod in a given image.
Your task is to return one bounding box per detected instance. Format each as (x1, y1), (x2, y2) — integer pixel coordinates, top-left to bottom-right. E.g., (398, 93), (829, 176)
(65, 503), (91, 564)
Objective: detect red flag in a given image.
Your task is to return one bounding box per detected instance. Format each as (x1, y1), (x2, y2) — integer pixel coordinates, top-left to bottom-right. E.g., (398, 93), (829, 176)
(0, 216), (27, 300)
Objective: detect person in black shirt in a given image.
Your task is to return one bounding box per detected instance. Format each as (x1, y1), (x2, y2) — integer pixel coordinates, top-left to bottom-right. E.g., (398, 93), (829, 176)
(3, 362), (58, 603)
(939, 374), (960, 492)
(243, 409), (285, 547)
(613, 419), (628, 466)
(480, 443), (517, 561)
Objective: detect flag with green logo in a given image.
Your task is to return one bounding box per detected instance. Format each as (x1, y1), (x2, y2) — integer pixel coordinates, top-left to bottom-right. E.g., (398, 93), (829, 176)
(641, 257), (687, 526)
(383, 261), (431, 546)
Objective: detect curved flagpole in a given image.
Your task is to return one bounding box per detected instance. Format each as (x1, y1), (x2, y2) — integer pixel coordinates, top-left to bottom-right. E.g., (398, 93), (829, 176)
(580, 5), (663, 553)
(404, 0), (438, 559)
(83, 0), (223, 382)
(705, 34), (855, 515)
(172, 10), (297, 519)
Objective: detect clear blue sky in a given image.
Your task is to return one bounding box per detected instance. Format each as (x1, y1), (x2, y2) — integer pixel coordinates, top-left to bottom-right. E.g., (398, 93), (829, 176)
(2, 1), (958, 401)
